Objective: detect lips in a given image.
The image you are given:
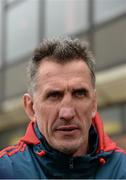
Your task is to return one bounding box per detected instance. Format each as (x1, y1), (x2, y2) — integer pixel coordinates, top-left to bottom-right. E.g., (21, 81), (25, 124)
(56, 125), (79, 132)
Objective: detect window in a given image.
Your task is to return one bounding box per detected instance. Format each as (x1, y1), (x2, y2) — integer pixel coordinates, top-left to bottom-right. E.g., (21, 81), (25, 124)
(7, 0), (19, 4)
(5, 0), (39, 63)
(94, 18), (126, 70)
(6, 0), (26, 6)
(0, 0), (2, 67)
(45, 0), (89, 37)
(4, 62), (27, 98)
(94, 0), (126, 24)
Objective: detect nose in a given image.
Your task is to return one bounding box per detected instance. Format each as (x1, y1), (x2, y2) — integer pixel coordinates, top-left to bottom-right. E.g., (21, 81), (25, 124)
(59, 107), (75, 121)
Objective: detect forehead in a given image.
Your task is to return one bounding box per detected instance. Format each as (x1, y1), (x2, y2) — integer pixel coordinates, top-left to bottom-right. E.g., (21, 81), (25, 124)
(37, 59), (92, 89)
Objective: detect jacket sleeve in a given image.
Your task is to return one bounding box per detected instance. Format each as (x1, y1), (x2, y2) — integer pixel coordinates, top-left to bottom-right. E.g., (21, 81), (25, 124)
(0, 155), (14, 178)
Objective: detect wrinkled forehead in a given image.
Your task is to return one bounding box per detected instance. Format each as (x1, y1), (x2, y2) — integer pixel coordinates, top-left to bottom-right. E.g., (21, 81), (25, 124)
(38, 58), (91, 76)
(36, 59), (93, 89)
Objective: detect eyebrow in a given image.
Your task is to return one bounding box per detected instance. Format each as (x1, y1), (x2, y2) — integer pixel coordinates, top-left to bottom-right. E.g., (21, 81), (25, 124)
(44, 87), (62, 93)
(72, 86), (89, 90)
(42, 81), (91, 93)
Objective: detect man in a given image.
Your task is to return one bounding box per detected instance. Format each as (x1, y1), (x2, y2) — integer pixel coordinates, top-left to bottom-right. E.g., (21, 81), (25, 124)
(0, 38), (126, 179)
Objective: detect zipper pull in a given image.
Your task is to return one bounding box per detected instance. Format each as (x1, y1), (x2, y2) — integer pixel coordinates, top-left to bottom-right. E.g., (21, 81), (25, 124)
(69, 158), (74, 169)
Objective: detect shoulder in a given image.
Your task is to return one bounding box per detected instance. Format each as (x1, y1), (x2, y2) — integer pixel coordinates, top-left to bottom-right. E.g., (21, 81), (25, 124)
(108, 148), (126, 178)
(0, 141), (27, 178)
(109, 147), (126, 164)
(114, 147), (126, 160)
(0, 141), (27, 158)
(96, 148), (126, 179)
(116, 149), (126, 178)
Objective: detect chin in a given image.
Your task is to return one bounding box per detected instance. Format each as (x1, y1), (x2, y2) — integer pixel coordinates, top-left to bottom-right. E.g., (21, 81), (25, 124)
(54, 141), (81, 155)
(50, 136), (85, 155)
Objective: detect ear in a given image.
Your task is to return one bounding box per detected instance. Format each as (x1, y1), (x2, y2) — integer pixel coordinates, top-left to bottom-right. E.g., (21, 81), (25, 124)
(23, 93), (36, 122)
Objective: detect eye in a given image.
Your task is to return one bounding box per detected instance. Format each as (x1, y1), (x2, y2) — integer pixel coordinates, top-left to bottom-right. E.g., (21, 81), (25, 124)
(47, 91), (63, 100)
(73, 88), (88, 98)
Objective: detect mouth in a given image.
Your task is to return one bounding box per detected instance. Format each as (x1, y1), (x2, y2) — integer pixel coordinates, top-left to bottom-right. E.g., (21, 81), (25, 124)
(56, 125), (79, 133)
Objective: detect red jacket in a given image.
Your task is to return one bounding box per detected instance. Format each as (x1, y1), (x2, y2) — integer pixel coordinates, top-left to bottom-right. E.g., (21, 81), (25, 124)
(0, 113), (126, 179)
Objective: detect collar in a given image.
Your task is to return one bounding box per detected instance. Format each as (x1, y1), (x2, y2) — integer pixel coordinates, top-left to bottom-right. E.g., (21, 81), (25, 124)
(28, 123), (100, 178)
(33, 122), (98, 156)
(20, 112), (117, 152)
(20, 113), (116, 178)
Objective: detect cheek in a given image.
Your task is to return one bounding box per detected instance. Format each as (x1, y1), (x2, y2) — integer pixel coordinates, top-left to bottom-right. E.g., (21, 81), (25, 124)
(34, 103), (59, 136)
(33, 102), (46, 134)
(75, 101), (93, 127)
(75, 100), (93, 116)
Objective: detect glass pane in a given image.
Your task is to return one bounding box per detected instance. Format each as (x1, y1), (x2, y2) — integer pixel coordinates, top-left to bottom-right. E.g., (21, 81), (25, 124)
(94, 18), (126, 70)
(7, 0), (19, 3)
(4, 61), (27, 98)
(45, 0), (89, 37)
(0, 0), (2, 67)
(99, 106), (122, 135)
(6, 0), (26, 6)
(6, 0), (39, 62)
(94, 0), (126, 24)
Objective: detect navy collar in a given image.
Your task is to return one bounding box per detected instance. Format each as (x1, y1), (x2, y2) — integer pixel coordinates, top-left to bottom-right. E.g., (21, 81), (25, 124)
(33, 123), (100, 179)
(34, 123), (98, 157)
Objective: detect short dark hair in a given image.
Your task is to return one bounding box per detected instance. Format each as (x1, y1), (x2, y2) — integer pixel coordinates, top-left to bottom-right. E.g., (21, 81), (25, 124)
(27, 37), (96, 94)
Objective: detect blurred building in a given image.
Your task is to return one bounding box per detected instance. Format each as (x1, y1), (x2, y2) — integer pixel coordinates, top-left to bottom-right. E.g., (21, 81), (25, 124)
(0, 0), (126, 149)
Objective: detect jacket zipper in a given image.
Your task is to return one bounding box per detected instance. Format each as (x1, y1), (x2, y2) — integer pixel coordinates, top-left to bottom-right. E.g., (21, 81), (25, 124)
(69, 158), (74, 169)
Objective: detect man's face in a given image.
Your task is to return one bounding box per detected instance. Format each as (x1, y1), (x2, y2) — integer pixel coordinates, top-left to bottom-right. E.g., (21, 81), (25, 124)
(28, 59), (97, 156)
